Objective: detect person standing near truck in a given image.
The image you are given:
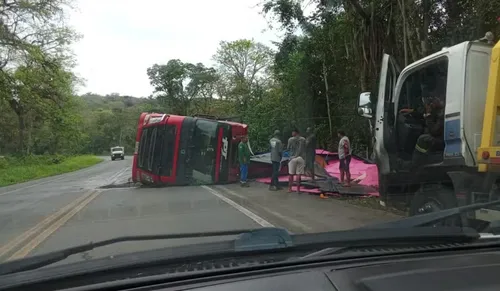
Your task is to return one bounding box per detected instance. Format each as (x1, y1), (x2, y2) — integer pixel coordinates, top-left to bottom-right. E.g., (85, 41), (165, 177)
(238, 135), (251, 187)
(287, 128), (306, 193)
(337, 130), (352, 187)
(305, 127), (316, 181)
(269, 130), (283, 191)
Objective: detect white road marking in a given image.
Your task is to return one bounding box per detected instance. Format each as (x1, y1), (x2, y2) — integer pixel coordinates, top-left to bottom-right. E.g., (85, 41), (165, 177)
(201, 185), (274, 228)
(215, 185), (311, 232)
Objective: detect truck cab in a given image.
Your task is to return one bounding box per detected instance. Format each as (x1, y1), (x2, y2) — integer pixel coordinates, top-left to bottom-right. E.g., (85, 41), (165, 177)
(358, 39), (497, 215)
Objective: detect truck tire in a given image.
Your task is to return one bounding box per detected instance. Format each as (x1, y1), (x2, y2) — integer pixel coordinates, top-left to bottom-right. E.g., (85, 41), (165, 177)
(409, 186), (456, 216)
(111, 157), (115, 161)
(121, 156), (124, 160)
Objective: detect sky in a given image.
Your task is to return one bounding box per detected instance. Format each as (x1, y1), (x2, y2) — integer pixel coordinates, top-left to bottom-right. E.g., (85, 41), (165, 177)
(68, 0), (285, 97)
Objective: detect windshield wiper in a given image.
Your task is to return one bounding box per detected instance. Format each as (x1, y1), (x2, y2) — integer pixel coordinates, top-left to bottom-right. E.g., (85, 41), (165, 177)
(0, 227), (293, 276)
(362, 199), (500, 229)
(0, 225), (480, 280)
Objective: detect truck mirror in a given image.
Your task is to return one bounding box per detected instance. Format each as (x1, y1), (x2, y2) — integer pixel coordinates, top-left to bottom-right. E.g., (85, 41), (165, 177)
(357, 92), (372, 118)
(357, 107), (373, 118)
(358, 92), (371, 107)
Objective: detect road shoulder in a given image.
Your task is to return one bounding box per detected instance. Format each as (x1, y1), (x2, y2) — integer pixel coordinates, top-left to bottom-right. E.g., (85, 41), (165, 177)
(206, 182), (402, 233)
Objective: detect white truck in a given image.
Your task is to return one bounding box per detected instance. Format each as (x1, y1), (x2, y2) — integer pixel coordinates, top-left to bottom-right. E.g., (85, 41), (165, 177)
(111, 146), (125, 161)
(357, 33), (500, 218)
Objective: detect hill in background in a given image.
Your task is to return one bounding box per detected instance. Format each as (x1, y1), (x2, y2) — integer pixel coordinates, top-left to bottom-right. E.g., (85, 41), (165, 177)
(79, 92), (154, 111)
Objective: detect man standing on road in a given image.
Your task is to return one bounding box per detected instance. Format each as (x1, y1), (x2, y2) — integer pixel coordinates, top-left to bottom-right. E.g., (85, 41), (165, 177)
(269, 130), (283, 191)
(287, 128), (306, 193)
(337, 130), (352, 187)
(238, 135), (251, 187)
(305, 127), (316, 182)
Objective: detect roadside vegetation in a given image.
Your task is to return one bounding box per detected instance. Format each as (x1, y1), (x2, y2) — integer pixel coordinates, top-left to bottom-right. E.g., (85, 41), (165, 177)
(0, 155), (103, 187)
(0, 1), (498, 200)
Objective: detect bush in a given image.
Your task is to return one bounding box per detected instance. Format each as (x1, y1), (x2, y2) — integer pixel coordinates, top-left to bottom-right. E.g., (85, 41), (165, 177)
(1, 154), (68, 168)
(0, 155), (103, 187)
(0, 157), (7, 170)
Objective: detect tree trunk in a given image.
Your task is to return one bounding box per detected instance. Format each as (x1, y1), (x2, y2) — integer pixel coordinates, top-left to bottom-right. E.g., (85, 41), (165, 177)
(9, 99), (25, 154)
(421, 0), (430, 57)
(322, 59), (333, 137)
(27, 117), (32, 155)
(399, 0), (409, 66)
(17, 114), (25, 154)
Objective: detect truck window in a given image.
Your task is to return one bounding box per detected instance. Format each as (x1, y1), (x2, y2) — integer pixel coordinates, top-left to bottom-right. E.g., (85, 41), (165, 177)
(230, 136), (238, 167)
(192, 120), (218, 177)
(138, 128), (149, 168)
(398, 58), (449, 112)
(147, 127), (157, 171)
(159, 125), (176, 176)
(151, 126), (163, 173)
(394, 58), (448, 159)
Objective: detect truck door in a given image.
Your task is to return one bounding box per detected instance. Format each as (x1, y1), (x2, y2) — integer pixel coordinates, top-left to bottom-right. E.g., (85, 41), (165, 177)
(375, 54), (401, 174)
(215, 123), (231, 183)
(191, 119), (218, 184)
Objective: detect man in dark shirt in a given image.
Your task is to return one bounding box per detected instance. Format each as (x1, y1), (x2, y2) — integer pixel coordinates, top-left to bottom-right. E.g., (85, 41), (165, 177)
(238, 135), (251, 187)
(287, 128), (306, 193)
(305, 127), (316, 181)
(412, 96), (444, 168)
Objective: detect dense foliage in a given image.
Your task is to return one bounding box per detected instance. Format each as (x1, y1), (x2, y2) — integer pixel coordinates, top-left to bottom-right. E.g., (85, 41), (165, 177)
(1, 0), (499, 157)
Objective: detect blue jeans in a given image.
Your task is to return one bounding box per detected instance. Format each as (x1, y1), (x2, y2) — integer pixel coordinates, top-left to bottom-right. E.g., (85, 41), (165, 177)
(240, 164), (248, 183)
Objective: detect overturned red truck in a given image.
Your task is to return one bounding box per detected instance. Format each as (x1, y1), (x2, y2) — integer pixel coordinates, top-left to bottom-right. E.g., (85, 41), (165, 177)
(132, 113), (248, 186)
(132, 112), (380, 197)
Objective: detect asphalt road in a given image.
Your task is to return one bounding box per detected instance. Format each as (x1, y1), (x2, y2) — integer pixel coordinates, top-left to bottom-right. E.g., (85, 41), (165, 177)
(0, 157), (401, 266)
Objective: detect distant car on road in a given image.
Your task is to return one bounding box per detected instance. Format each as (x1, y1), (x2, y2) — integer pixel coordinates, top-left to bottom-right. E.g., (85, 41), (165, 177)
(111, 146), (125, 161)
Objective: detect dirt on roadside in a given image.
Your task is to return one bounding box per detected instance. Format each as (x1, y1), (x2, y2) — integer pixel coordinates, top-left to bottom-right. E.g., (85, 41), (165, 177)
(337, 196), (408, 217)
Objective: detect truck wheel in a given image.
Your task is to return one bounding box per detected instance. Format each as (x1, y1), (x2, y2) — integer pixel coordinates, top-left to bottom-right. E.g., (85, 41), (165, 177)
(409, 186), (457, 219)
(111, 157), (115, 161)
(121, 156), (124, 160)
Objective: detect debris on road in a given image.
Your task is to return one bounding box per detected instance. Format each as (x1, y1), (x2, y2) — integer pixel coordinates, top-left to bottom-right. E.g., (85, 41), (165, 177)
(252, 149), (379, 198)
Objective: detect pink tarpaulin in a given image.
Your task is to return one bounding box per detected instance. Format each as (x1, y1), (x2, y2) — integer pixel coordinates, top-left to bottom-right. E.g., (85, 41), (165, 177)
(254, 149), (379, 196)
(290, 186), (321, 193)
(326, 159), (378, 188)
(315, 149), (336, 156)
(257, 176), (312, 183)
(256, 155), (378, 187)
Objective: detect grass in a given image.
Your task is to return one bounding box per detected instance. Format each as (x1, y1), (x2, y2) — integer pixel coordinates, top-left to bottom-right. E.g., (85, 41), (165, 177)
(0, 155), (103, 187)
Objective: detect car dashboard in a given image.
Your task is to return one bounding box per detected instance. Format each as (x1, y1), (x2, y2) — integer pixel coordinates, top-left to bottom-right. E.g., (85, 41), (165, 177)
(156, 251), (500, 291)
(4, 246), (500, 291)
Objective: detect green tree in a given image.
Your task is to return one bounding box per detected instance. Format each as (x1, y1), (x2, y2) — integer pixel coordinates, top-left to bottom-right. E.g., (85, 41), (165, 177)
(212, 39), (274, 110)
(0, 0), (80, 155)
(147, 60), (219, 115)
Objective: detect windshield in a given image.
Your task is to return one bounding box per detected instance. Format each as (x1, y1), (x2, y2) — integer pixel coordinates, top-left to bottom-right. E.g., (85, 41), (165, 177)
(1, 0), (498, 277)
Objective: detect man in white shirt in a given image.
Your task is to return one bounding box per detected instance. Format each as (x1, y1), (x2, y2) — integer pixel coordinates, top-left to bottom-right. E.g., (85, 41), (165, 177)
(337, 130), (352, 187)
(269, 130), (283, 191)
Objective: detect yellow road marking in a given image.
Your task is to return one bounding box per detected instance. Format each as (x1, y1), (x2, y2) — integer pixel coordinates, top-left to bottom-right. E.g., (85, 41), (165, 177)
(8, 190), (101, 261)
(0, 190), (96, 259)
